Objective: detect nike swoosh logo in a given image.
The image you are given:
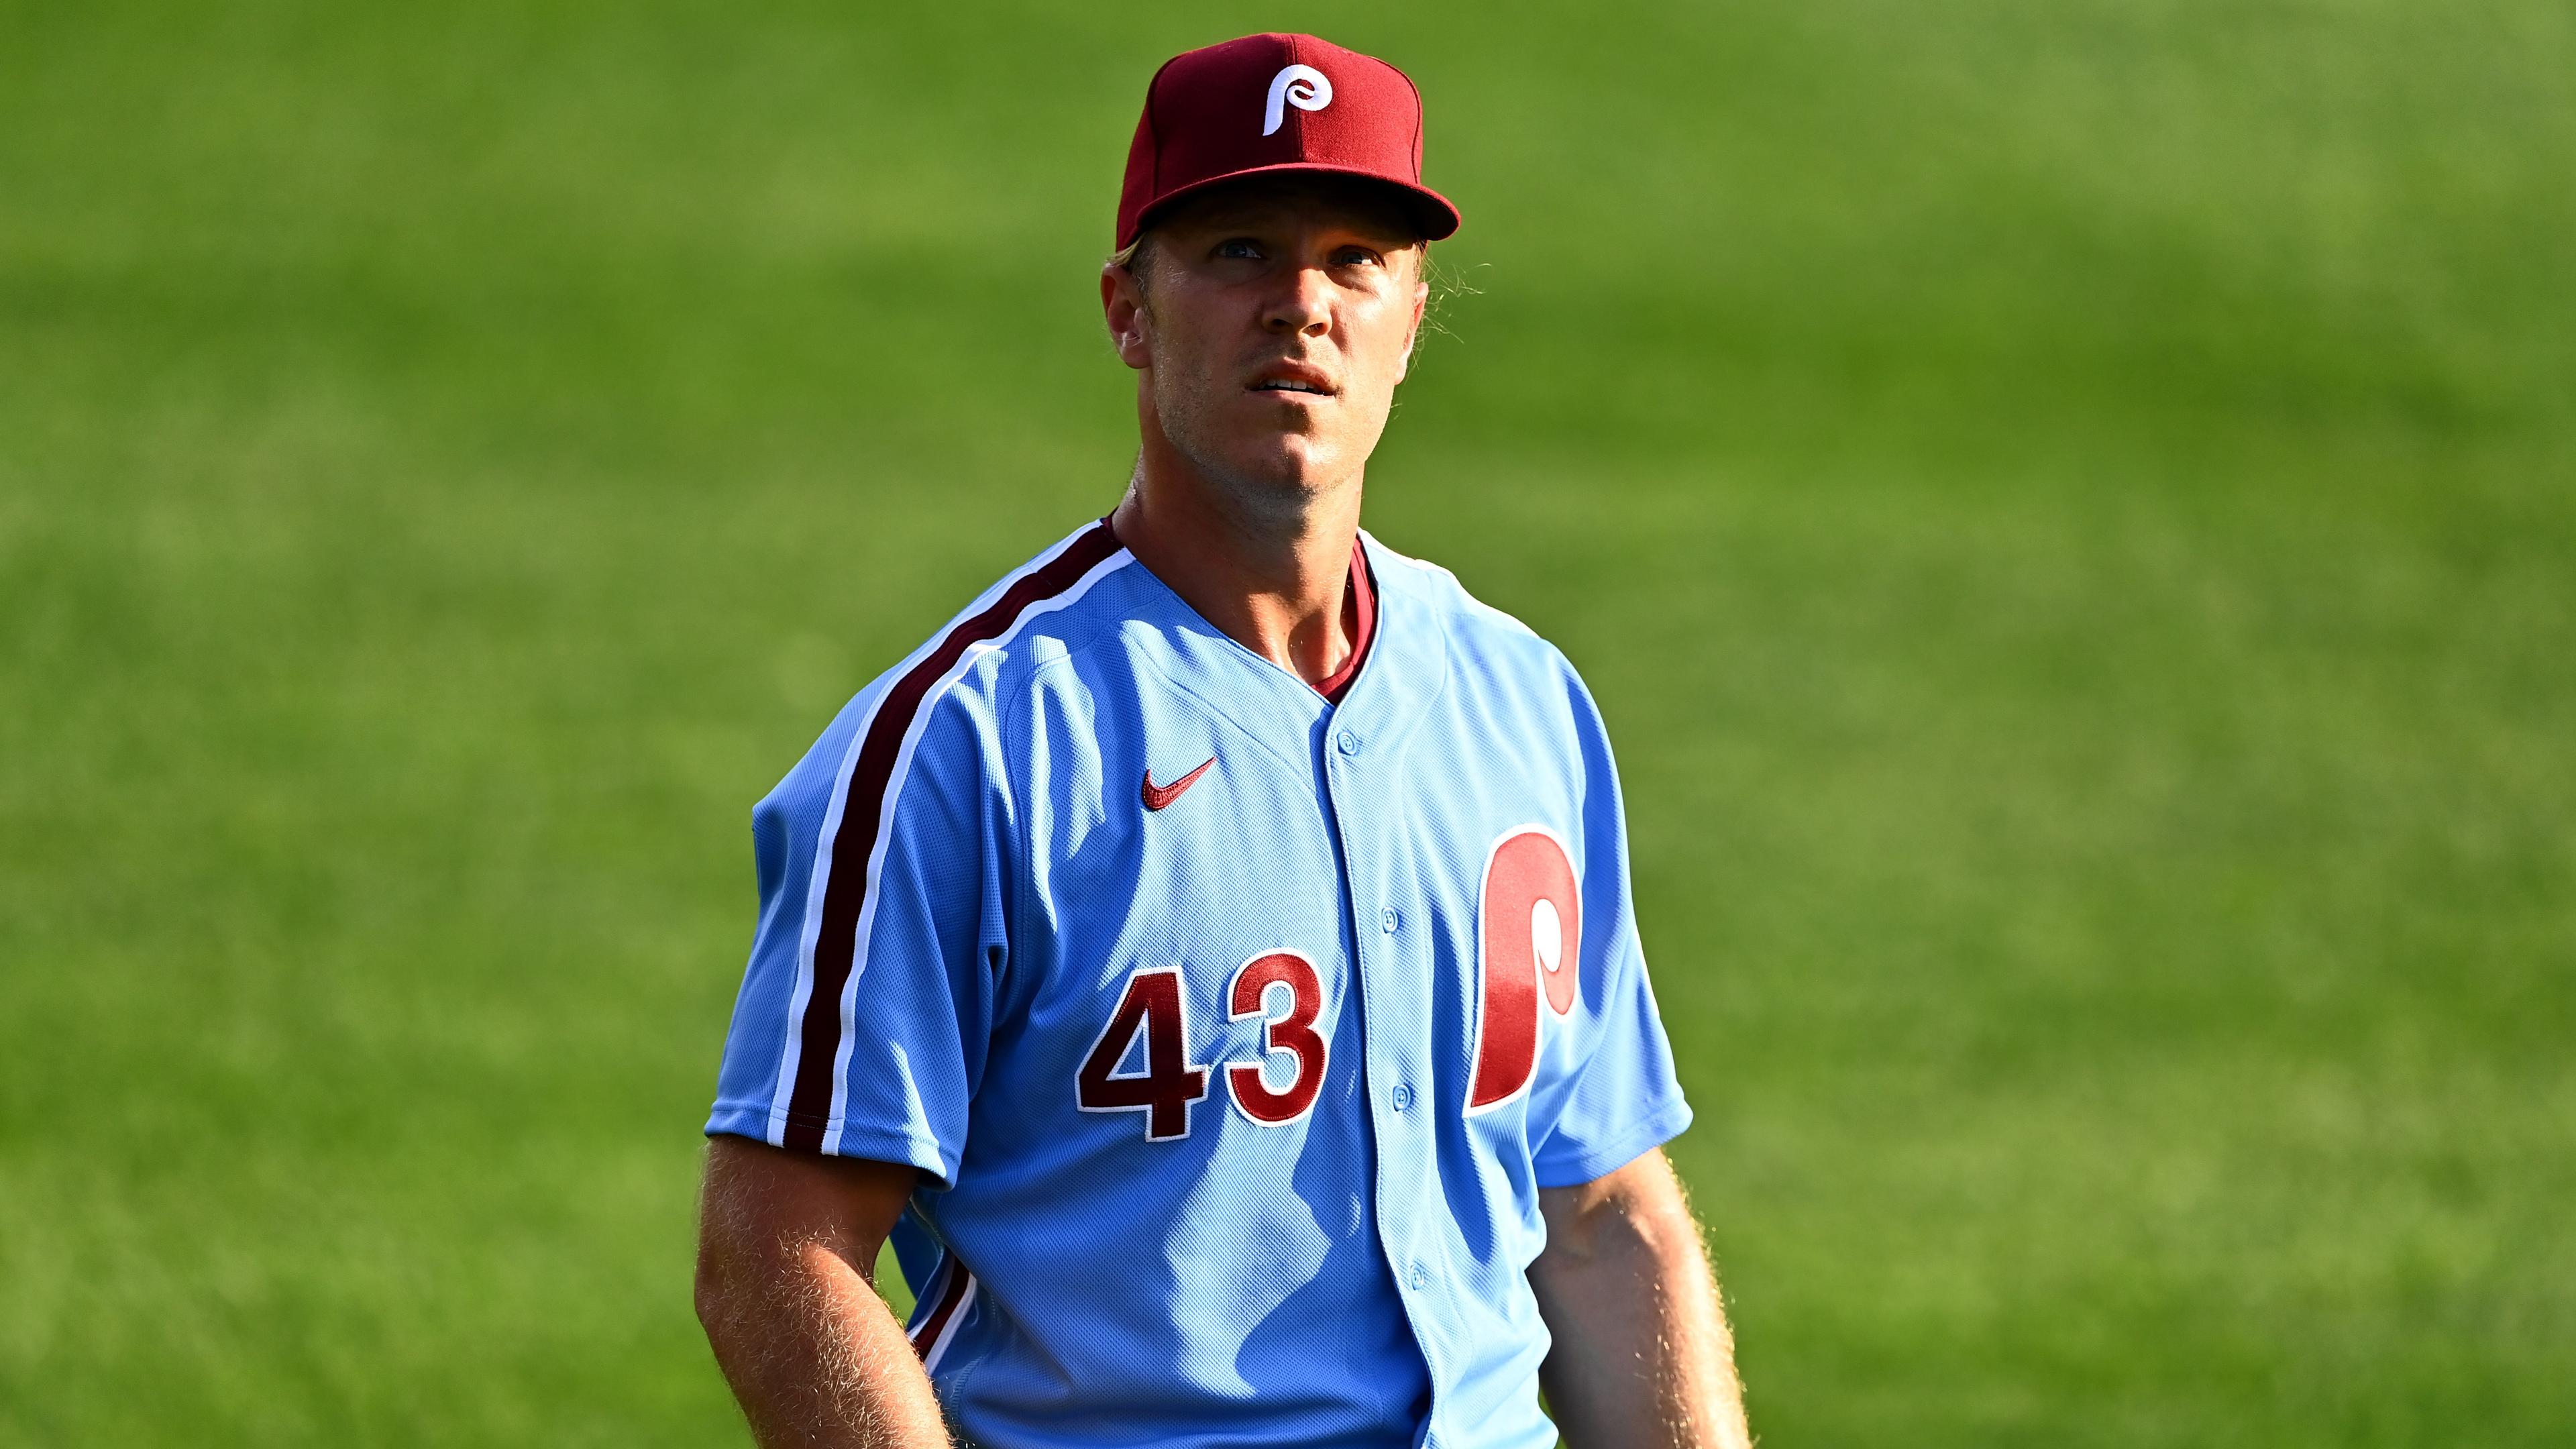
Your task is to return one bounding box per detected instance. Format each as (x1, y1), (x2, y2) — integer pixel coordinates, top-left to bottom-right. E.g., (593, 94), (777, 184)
(1140, 757), (1216, 812)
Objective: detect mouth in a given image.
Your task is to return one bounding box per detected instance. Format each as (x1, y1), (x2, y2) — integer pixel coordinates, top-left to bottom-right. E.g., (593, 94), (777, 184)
(1246, 364), (1338, 398)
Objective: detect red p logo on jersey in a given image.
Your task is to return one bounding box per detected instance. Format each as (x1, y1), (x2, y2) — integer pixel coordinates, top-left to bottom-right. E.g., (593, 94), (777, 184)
(1466, 826), (1581, 1112)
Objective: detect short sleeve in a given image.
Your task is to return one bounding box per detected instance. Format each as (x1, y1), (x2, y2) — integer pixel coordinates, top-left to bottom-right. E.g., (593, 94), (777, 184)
(705, 680), (1012, 1186)
(1525, 661), (1693, 1189)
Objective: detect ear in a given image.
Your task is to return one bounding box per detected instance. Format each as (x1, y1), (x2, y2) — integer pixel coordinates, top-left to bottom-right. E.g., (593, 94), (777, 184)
(1395, 272), (1429, 384)
(1101, 264), (1152, 372)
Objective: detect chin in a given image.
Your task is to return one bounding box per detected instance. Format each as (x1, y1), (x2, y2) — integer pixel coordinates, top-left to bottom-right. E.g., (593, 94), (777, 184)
(1224, 438), (1346, 495)
(1157, 400), (1364, 500)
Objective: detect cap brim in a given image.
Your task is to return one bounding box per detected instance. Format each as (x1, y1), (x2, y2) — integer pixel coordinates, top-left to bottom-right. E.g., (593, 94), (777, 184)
(1125, 162), (1461, 250)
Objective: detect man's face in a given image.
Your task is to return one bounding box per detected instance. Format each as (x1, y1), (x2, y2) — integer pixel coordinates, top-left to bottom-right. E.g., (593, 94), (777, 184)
(1102, 178), (1429, 503)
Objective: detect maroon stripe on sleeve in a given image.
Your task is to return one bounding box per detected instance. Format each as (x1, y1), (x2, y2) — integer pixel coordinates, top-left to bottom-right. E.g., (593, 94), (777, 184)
(784, 523), (1123, 1152)
(908, 1261), (975, 1360)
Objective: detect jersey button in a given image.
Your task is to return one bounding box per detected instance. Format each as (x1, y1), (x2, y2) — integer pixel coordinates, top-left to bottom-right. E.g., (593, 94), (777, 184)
(1409, 1265), (1432, 1291)
(1380, 908), (1400, 933)
(1336, 729), (1361, 756)
(1391, 1083), (1414, 1112)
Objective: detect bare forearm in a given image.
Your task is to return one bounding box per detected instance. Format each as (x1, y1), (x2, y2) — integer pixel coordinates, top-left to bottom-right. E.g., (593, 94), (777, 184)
(696, 1138), (949, 1448)
(1530, 1152), (1750, 1449)
(698, 1244), (949, 1448)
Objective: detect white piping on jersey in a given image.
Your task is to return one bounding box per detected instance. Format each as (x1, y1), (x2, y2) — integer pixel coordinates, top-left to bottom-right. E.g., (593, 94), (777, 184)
(918, 1273), (979, 1375)
(769, 527), (1137, 1146)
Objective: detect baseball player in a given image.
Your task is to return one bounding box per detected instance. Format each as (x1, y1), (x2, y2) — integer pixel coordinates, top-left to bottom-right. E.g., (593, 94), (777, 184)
(695, 32), (1750, 1449)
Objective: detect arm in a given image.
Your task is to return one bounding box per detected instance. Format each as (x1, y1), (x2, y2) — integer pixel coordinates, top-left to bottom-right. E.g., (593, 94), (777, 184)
(1529, 1148), (1751, 1449)
(695, 1135), (951, 1448)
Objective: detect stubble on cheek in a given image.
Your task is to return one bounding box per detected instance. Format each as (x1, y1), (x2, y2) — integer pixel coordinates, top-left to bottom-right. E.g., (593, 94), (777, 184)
(1151, 345), (1331, 492)
(1147, 351), (1222, 472)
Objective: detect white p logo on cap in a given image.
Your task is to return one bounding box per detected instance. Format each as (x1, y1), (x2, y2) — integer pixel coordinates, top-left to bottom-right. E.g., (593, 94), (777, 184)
(1263, 64), (1332, 136)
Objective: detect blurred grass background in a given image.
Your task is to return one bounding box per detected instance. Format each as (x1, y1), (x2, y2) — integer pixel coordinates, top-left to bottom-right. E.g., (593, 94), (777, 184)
(3, 0), (2572, 1443)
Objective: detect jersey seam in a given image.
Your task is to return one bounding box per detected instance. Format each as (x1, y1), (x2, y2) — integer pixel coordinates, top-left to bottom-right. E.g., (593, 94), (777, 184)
(997, 668), (1040, 991)
(978, 555), (1144, 1000)
(987, 559), (1149, 756)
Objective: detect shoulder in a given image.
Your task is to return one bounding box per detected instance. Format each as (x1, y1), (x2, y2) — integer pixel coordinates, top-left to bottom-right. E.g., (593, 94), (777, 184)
(767, 521), (1148, 809)
(1365, 531), (1586, 696)
(895, 519), (1146, 710)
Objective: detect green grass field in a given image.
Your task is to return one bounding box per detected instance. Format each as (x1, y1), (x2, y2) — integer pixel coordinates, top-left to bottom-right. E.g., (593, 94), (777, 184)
(5, 0), (2571, 1443)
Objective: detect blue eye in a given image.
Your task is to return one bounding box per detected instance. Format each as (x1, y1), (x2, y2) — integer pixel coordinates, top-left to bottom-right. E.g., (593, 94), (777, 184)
(1216, 238), (1263, 260)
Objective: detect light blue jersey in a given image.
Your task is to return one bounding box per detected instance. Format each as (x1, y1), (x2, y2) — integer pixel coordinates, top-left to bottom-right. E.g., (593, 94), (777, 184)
(708, 519), (1690, 1448)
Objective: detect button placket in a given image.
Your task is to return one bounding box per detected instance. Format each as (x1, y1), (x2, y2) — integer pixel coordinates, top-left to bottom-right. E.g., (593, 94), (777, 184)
(1311, 580), (1454, 1424)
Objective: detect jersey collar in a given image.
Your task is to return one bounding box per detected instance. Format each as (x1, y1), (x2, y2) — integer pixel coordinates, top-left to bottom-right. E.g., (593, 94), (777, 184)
(1107, 527), (1446, 761)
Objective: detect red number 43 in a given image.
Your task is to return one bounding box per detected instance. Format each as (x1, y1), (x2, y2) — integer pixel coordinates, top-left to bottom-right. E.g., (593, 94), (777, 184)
(1076, 952), (1327, 1140)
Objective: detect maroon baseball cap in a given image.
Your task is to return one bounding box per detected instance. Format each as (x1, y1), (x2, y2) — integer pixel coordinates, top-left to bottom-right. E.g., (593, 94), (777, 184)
(1116, 33), (1462, 250)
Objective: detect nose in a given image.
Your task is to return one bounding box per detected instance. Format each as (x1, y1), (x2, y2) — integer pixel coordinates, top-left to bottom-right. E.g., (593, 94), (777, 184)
(1260, 265), (1333, 338)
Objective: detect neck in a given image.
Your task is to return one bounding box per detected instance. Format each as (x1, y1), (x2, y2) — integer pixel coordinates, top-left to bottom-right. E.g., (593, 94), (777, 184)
(1110, 415), (1362, 690)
